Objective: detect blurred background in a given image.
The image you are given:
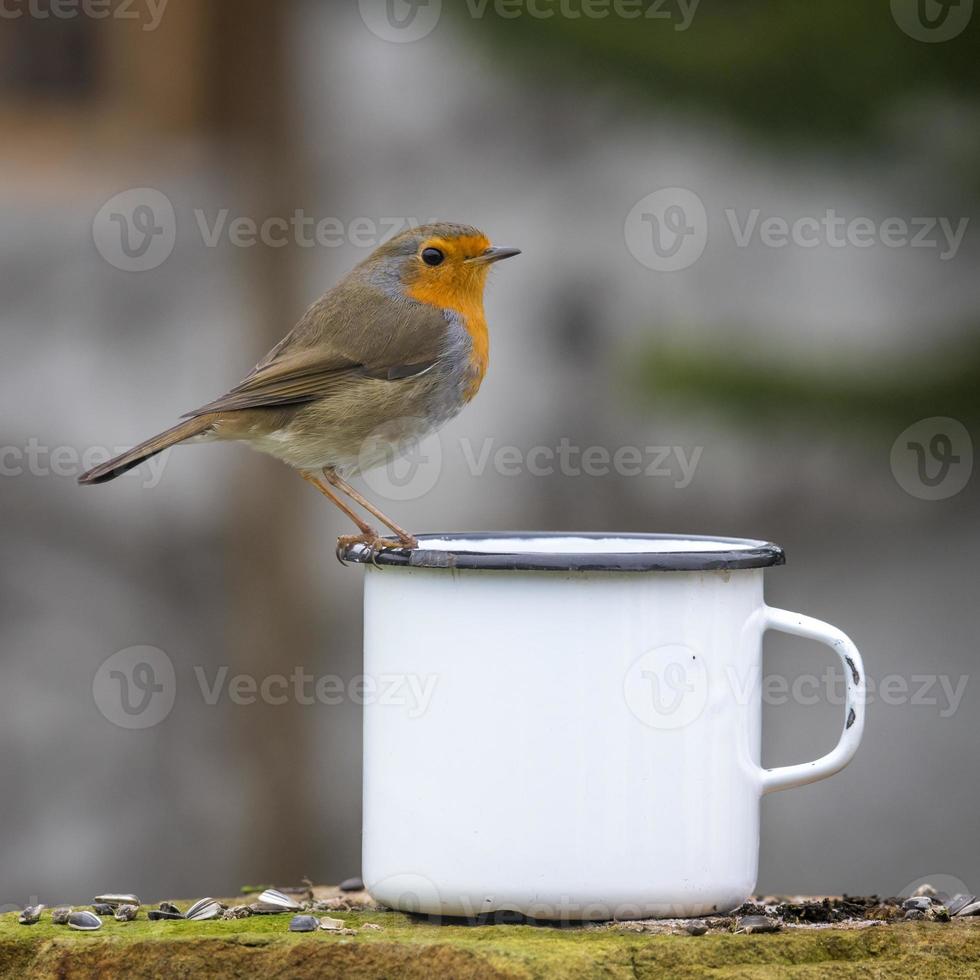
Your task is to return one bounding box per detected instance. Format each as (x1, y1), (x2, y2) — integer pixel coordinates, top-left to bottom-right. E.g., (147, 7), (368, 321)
(1, 0), (978, 907)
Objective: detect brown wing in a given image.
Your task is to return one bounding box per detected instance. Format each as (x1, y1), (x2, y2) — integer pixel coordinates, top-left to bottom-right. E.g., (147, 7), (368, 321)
(184, 274), (449, 418)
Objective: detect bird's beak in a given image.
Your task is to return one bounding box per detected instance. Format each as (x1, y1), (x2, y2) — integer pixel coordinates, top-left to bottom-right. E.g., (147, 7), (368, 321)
(467, 246), (521, 265)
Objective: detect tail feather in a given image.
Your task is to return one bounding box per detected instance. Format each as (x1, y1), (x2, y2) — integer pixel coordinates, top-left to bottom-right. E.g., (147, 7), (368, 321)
(77, 416), (214, 485)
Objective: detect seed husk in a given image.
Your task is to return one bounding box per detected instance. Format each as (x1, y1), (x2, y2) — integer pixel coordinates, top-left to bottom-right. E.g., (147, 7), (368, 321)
(94, 894), (140, 908)
(257, 889), (303, 912)
(222, 905), (253, 920)
(250, 902), (288, 915)
(147, 909), (184, 921)
(902, 897), (932, 911)
(68, 910), (102, 931)
(185, 898), (215, 918)
(289, 914), (318, 932)
(184, 898), (224, 921)
(738, 914), (780, 934)
(18, 905), (44, 925)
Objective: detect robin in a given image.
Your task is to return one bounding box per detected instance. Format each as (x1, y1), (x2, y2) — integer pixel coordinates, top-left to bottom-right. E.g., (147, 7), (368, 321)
(78, 222), (520, 550)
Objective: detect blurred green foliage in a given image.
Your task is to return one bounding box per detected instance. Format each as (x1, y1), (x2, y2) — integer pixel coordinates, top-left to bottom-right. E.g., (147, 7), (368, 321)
(628, 332), (980, 431)
(457, 0), (979, 142)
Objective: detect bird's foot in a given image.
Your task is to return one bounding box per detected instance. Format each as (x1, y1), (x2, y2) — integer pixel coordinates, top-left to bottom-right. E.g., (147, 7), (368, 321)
(335, 531), (417, 566)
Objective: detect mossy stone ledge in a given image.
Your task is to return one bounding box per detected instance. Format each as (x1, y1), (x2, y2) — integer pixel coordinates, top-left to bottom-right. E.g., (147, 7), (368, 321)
(2, 891), (978, 979)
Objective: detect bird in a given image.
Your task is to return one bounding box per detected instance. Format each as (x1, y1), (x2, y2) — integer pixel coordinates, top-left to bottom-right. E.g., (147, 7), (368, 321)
(78, 222), (520, 551)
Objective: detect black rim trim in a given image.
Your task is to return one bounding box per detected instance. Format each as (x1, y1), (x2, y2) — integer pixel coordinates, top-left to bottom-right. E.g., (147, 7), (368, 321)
(340, 532), (785, 572)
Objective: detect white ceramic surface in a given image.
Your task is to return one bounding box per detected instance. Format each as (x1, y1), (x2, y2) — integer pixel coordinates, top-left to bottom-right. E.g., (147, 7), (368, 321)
(358, 535), (864, 920)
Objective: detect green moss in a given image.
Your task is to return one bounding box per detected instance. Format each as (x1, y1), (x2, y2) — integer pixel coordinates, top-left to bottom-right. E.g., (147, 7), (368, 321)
(1, 905), (978, 979)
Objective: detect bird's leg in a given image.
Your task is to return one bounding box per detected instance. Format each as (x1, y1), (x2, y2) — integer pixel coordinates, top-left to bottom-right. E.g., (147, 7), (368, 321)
(300, 470), (377, 535)
(322, 469), (418, 548)
(299, 471), (410, 564)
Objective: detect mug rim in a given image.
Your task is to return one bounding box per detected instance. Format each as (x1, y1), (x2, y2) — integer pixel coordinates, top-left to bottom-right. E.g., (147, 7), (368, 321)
(340, 532), (785, 572)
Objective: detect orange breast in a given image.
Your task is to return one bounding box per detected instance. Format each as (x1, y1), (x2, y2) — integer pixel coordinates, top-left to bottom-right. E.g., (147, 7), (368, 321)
(406, 281), (489, 400)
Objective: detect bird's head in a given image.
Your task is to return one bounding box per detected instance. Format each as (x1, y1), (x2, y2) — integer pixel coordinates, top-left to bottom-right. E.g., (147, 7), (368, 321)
(362, 222), (520, 312)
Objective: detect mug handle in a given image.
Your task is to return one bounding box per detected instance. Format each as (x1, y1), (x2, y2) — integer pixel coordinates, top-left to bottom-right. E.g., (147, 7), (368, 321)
(758, 606), (866, 795)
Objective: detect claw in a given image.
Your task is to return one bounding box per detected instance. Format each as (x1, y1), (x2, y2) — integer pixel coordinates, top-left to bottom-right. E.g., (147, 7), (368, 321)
(336, 532), (414, 567)
(335, 540), (350, 567)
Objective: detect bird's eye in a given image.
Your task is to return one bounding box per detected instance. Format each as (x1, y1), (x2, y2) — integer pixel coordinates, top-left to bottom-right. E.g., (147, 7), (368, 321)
(421, 247), (444, 266)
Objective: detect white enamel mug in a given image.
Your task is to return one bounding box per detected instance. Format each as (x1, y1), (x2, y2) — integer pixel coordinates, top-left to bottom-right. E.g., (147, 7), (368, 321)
(342, 533), (865, 921)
